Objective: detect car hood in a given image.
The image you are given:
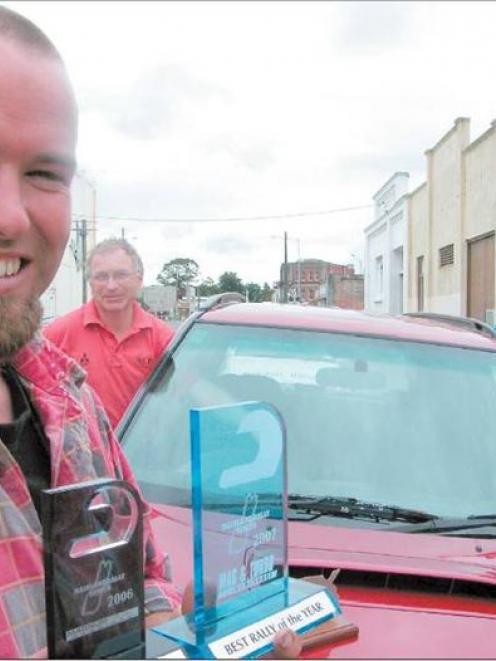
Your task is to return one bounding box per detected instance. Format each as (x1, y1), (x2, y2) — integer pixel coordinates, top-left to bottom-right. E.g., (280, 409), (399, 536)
(287, 518), (496, 582)
(149, 504), (496, 658)
(302, 595), (496, 659)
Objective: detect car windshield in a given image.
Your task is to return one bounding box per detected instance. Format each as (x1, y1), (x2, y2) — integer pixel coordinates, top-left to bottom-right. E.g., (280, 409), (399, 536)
(121, 322), (496, 522)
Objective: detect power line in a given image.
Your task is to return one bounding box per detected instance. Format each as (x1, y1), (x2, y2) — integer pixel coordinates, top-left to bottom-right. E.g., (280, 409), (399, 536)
(89, 203), (373, 224)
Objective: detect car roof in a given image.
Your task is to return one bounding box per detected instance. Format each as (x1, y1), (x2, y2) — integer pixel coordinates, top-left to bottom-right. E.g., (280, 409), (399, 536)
(198, 303), (496, 352)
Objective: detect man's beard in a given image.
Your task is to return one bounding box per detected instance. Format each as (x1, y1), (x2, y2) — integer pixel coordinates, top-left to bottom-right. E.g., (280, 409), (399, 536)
(0, 296), (42, 363)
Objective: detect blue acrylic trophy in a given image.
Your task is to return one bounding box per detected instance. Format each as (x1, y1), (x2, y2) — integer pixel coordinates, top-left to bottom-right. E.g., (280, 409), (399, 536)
(151, 402), (341, 658)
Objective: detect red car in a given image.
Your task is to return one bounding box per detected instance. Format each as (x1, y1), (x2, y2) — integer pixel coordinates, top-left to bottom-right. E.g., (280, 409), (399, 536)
(120, 297), (496, 658)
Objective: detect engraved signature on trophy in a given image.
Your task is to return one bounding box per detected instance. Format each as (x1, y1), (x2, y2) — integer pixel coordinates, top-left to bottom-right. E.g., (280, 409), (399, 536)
(227, 492), (260, 555)
(79, 558), (118, 616)
(217, 492), (279, 600)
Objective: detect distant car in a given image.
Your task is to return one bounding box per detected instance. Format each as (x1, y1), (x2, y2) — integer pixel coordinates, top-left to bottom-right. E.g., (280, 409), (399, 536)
(120, 297), (496, 658)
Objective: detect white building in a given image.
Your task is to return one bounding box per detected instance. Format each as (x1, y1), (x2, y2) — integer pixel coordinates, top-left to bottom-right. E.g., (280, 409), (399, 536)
(41, 173), (97, 323)
(364, 172), (409, 314)
(142, 284), (177, 318)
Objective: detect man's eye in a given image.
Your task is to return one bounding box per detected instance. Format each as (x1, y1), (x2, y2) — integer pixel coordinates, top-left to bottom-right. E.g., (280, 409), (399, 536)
(27, 169), (65, 182)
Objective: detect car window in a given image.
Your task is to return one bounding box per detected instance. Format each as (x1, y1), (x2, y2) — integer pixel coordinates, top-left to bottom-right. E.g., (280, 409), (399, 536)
(121, 322), (496, 520)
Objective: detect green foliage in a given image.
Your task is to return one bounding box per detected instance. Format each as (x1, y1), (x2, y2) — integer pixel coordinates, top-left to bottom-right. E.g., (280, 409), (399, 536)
(157, 258), (199, 296)
(218, 271), (244, 294)
(245, 282), (262, 302)
(157, 258), (274, 302)
(244, 282), (274, 302)
(196, 277), (220, 297)
(261, 282), (273, 301)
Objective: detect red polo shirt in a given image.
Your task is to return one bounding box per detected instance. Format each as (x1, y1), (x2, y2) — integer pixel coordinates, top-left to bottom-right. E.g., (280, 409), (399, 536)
(44, 300), (174, 429)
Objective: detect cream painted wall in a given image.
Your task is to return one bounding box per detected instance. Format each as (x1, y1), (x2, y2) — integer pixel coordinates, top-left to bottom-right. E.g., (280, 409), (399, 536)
(408, 117), (496, 318)
(428, 118), (470, 315)
(462, 123), (496, 317)
(406, 183), (427, 311)
(464, 123), (496, 240)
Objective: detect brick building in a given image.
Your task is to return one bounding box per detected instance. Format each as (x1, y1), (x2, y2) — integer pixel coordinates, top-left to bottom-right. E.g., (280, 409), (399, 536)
(279, 258), (363, 308)
(319, 273), (364, 309)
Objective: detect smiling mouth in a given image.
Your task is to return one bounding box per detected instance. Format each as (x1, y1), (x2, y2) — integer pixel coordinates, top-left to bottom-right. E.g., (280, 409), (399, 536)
(0, 257), (29, 279)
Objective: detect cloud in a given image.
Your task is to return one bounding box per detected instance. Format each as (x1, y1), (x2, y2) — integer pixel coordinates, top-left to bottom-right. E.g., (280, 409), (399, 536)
(86, 64), (228, 141)
(202, 234), (256, 257)
(339, 150), (426, 186)
(11, 0), (496, 288)
(336, 2), (415, 55)
(204, 134), (276, 173)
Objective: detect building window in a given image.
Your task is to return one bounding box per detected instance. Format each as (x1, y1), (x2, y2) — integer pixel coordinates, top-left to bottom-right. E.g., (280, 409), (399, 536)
(439, 243), (454, 267)
(417, 256), (424, 312)
(375, 256), (384, 297)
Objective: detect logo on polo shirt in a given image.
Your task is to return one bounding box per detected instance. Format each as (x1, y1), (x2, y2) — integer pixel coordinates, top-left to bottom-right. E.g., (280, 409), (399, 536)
(80, 353), (90, 367)
(136, 356), (153, 368)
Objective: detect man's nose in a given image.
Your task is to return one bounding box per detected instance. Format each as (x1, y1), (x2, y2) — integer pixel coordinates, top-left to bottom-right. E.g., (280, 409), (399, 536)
(0, 169), (30, 240)
(105, 275), (120, 288)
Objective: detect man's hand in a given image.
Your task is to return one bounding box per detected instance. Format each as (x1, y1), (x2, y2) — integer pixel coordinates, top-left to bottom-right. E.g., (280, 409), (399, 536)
(181, 580), (217, 614)
(145, 608), (181, 629)
(269, 629), (303, 659)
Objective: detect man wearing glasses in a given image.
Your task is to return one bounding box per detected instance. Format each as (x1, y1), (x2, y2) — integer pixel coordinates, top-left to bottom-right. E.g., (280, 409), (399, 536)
(0, 5), (302, 657)
(45, 238), (174, 429)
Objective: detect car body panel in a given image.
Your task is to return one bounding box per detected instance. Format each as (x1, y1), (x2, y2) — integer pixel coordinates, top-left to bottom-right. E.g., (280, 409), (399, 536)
(152, 503), (496, 584)
(149, 503), (496, 658)
(200, 303), (496, 352)
(302, 600), (496, 659)
(122, 304), (496, 657)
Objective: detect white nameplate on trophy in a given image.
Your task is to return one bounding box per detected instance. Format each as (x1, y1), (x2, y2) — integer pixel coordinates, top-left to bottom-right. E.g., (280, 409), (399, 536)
(208, 590), (337, 659)
(158, 648), (187, 659)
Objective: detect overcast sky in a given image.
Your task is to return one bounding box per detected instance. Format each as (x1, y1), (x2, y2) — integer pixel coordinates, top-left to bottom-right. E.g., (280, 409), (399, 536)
(8, 1), (496, 286)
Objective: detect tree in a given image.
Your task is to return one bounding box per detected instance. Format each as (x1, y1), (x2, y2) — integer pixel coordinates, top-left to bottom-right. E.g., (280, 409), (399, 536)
(218, 271), (244, 294)
(245, 282), (262, 302)
(196, 277), (220, 297)
(261, 282), (273, 301)
(157, 258), (199, 297)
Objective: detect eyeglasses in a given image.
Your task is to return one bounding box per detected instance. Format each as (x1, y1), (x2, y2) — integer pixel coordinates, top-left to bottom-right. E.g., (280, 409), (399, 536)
(90, 270), (137, 283)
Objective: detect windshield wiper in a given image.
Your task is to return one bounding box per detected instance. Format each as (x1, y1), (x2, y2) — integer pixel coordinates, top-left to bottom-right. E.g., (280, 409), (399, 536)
(394, 514), (496, 536)
(287, 495), (496, 537)
(287, 494), (438, 524)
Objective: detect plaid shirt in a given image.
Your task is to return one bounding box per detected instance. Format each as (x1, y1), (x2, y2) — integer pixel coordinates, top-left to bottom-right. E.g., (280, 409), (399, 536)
(0, 334), (181, 658)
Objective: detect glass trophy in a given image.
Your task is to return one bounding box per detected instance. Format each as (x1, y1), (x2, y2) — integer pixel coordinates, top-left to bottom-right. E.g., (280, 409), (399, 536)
(42, 478), (145, 659)
(151, 402), (341, 658)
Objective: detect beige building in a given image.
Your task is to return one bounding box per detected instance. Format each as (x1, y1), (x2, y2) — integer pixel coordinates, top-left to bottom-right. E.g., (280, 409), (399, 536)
(407, 117), (496, 323)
